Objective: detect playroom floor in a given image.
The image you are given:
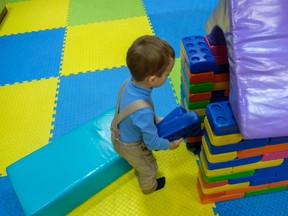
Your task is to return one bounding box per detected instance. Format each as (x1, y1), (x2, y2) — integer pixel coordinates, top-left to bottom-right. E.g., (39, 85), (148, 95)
(1, 0), (288, 216)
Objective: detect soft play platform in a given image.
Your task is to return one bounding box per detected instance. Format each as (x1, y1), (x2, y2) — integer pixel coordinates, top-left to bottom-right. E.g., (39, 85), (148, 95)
(6, 108), (132, 216)
(205, 0), (288, 139)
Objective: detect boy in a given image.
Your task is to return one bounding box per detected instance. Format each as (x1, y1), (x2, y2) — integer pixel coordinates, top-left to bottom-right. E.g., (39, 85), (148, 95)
(111, 35), (183, 194)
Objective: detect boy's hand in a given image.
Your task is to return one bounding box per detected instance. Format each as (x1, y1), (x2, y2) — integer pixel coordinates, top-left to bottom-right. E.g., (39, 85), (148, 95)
(155, 116), (164, 124)
(169, 138), (184, 150)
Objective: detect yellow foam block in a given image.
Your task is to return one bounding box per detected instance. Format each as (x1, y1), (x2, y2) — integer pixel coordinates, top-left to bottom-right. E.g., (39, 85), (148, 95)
(202, 136), (237, 163)
(0, 78), (58, 175)
(68, 144), (216, 216)
(204, 117), (242, 146)
(233, 158), (284, 173)
(198, 173), (249, 195)
(201, 123), (205, 129)
(200, 151), (232, 177)
(61, 16), (153, 76)
(212, 81), (229, 91)
(194, 108), (206, 116)
(0, 0), (69, 36)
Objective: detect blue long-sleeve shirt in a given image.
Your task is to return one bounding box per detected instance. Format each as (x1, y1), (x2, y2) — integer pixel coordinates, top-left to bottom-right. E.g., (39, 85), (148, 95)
(118, 77), (170, 150)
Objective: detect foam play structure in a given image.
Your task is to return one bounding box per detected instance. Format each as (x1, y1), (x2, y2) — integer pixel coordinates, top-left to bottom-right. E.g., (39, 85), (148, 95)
(205, 0), (288, 139)
(179, 0), (288, 203)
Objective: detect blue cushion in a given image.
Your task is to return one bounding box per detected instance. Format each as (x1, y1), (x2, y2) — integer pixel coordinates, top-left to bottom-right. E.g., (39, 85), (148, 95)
(6, 108), (131, 216)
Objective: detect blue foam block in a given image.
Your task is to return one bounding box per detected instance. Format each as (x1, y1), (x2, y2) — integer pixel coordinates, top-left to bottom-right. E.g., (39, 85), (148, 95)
(157, 106), (201, 141)
(6, 108), (132, 216)
(229, 167), (278, 184)
(203, 129), (268, 154)
(211, 90), (229, 102)
(180, 36), (215, 73)
(202, 147), (261, 170)
(213, 63), (229, 74)
(206, 101), (240, 135)
(269, 136), (288, 145)
(250, 175), (288, 186)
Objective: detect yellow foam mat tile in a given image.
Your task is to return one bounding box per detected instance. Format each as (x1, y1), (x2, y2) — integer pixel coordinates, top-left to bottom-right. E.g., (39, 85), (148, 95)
(0, 78), (58, 175)
(198, 175), (249, 195)
(202, 136), (237, 163)
(68, 144), (216, 216)
(0, 0), (69, 36)
(61, 16), (153, 76)
(204, 117), (243, 146)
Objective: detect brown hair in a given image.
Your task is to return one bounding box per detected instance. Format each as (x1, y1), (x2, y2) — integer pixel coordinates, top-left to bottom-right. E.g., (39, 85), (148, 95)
(126, 35), (175, 81)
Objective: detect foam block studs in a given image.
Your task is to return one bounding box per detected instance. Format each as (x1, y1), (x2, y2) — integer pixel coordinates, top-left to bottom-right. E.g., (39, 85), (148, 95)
(6, 108), (132, 216)
(206, 101), (240, 136)
(180, 36), (216, 73)
(157, 106), (201, 141)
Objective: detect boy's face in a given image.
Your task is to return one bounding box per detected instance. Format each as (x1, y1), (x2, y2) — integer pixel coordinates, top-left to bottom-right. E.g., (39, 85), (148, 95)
(153, 58), (175, 87)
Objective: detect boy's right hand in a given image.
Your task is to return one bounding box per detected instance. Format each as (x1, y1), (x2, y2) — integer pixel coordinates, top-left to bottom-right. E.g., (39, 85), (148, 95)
(169, 138), (184, 150)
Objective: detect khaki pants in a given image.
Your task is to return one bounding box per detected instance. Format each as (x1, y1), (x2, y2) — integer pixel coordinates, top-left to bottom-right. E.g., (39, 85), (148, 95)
(111, 124), (158, 194)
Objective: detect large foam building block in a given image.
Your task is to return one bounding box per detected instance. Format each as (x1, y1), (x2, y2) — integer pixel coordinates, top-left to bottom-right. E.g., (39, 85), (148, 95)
(157, 106), (201, 141)
(6, 108), (132, 216)
(205, 0), (288, 139)
(206, 101), (240, 136)
(180, 36), (216, 73)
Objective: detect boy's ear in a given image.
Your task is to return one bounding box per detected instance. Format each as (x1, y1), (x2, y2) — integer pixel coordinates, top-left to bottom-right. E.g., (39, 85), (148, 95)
(147, 75), (156, 87)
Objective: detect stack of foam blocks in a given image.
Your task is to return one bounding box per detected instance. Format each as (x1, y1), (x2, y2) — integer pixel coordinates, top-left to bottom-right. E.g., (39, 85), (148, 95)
(197, 101), (288, 203)
(180, 35), (229, 151)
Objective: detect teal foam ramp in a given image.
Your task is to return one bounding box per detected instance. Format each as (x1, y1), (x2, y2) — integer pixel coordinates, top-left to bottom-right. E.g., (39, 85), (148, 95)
(6, 108), (132, 216)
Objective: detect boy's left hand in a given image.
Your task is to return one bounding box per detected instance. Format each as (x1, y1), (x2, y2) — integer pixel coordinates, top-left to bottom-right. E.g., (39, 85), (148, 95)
(155, 116), (164, 124)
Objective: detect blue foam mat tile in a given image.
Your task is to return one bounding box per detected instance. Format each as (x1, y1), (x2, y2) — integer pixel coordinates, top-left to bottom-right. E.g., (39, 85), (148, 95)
(52, 67), (130, 141)
(0, 28), (65, 86)
(148, 8), (215, 58)
(0, 176), (25, 216)
(214, 190), (288, 216)
(52, 68), (177, 141)
(143, 0), (217, 15)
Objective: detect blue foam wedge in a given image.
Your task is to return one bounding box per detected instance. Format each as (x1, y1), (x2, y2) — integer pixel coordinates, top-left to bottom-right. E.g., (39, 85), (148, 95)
(6, 108), (132, 216)
(157, 106), (201, 141)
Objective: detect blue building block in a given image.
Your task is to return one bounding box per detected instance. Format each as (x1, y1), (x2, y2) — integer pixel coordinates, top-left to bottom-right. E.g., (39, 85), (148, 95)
(157, 106), (201, 141)
(250, 175), (288, 186)
(6, 108), (132, 216)
(269, 136), (288, 145)
(180, 36), (215, 73)
(203, 129), (268, 154)
(211, 90), (229, 103)
(255, 167), (278, 177)
(206, 101), (240, 136)
(214, 63), (229, 74)
(275, 164), (288, 177)
(229, 166), (279, 185)
(202, 147), (261, 170)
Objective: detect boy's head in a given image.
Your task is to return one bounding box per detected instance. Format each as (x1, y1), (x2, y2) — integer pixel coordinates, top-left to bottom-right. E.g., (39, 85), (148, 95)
(126, 35), (175, 84)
